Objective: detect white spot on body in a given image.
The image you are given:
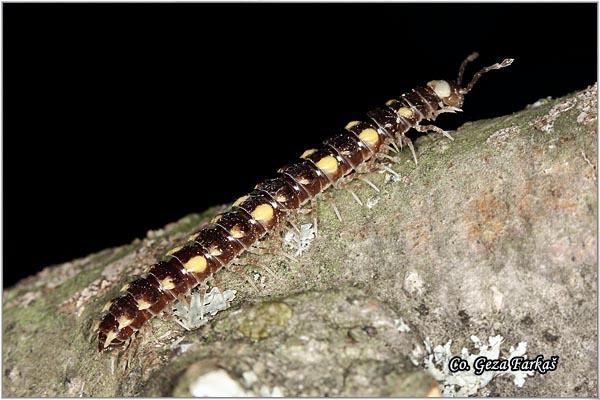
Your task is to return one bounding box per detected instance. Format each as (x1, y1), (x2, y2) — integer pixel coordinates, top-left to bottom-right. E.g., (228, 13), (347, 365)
(427, 79), (451, 98)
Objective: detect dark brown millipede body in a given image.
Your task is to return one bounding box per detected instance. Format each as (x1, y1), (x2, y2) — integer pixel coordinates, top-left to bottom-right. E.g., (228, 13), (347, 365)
(96, 53), (513, 351)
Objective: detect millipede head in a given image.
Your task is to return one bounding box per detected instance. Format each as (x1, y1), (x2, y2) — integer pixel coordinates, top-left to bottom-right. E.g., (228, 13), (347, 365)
(427, 79), (465, 108)
(427, 53), (514, 109)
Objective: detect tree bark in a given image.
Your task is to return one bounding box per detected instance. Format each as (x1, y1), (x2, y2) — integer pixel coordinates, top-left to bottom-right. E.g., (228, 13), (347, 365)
(3, 84), (597, 397)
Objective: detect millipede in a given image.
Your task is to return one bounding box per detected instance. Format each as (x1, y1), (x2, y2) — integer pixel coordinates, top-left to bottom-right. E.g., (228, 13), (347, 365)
(95, 53), (513, 351)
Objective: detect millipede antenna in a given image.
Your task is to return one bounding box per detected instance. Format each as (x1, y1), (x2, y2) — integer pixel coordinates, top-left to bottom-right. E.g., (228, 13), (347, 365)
(457, 52), (480, 86)
(460, 57), (514, 95)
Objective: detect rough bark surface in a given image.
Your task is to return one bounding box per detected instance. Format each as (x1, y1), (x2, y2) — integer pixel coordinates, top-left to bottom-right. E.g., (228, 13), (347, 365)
(3, 85), (597, 397)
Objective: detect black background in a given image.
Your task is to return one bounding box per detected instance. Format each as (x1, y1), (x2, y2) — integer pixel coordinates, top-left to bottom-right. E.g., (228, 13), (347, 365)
(4, 3), (597, 287)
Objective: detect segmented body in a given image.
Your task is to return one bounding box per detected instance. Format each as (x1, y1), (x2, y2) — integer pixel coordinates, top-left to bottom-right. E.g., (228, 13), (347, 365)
(96, 55), (513, 351)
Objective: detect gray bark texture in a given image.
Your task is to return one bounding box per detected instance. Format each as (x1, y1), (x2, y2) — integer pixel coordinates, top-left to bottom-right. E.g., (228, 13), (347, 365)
(3, 85), (597, 397)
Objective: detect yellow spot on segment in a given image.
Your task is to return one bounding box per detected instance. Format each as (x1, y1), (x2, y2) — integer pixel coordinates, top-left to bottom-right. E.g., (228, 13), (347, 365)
(233, 195), (249, 207)
(298, 177), (310, 185)
(398, 107), (413, 118)
(275, 194), (287, 203)
(251, 203), (274, 223)
(230, 224), (245, 239)
(208, 245), (222, 256)
(188, 234), (198, 243)
(184, 256), (208, 273)
(385, 99), (396, 106)
(137, 299), (152, 310)
(315, 155), (339, 175)
(104, 331), (118, 348)
(117, 315), (133, 330)
(160, 277), (176, 290)
(300, 149), (317, 158)
(120, 284), (130, 292)
(92, 320), (100, 331)
(102, 301), (113, 312)
(166, 246), (182, 256)
(345, 120), (360, 129)
(210, 214), (222, 223)
(358, 128), (380, 148)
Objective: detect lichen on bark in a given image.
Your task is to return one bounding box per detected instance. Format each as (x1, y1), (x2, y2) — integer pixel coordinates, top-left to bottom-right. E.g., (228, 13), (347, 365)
(3, 85), (597, 397)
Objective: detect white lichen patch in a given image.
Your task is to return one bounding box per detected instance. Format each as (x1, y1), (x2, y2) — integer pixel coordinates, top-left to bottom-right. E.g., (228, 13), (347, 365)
(486, 125), (521, 148)
(403, 271), (425, 297)
(530, 83), (596, 134)
(189, 369), (250, 397)
(575, 83), (597, 126)
(283, 223), (316, 256)
(5, 291), (41, 309)
(394, 317), (411, 333)
(173, 287), (237, 331)
(380, 164), (402, 184)
(366, 196), (379, 209)
(422, 335), (534, 397)
(59, 278), (112, 316)
(258, 385), (285, 397)
(526, 96), (552, 109)
(531, 97), (577, 133)
(242, 370), (259, 387)
(189, 369), (284, 397)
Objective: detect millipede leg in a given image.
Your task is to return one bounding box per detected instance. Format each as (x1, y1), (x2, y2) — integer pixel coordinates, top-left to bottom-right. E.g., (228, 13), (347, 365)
(241, 260), (283, 285)
(358, 177), (381, 193)
(330, 201), (342, 222)
(415, 124), (454, 141)
(287, 219), (301, 234)
(224, 263), (260, 293)
(347, 188), (363, 206)
(239, 270), (260, 293)
(251, 244), (300, 264)
(379, 164), (401, 180)
(321, 190), (343, 221)
(377, 152), (401, 164)
(123, 336), (137, 372)
(400, 135), (418, 165)
(296, 198), (320, 238)
(173, 316), (191, 331)
(258, 263), (281, 282)
(228, 263), (260, 293)
(110, 355), (116, 375)
(386, 143), (400, 154)
(175, 292), (191, 307)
